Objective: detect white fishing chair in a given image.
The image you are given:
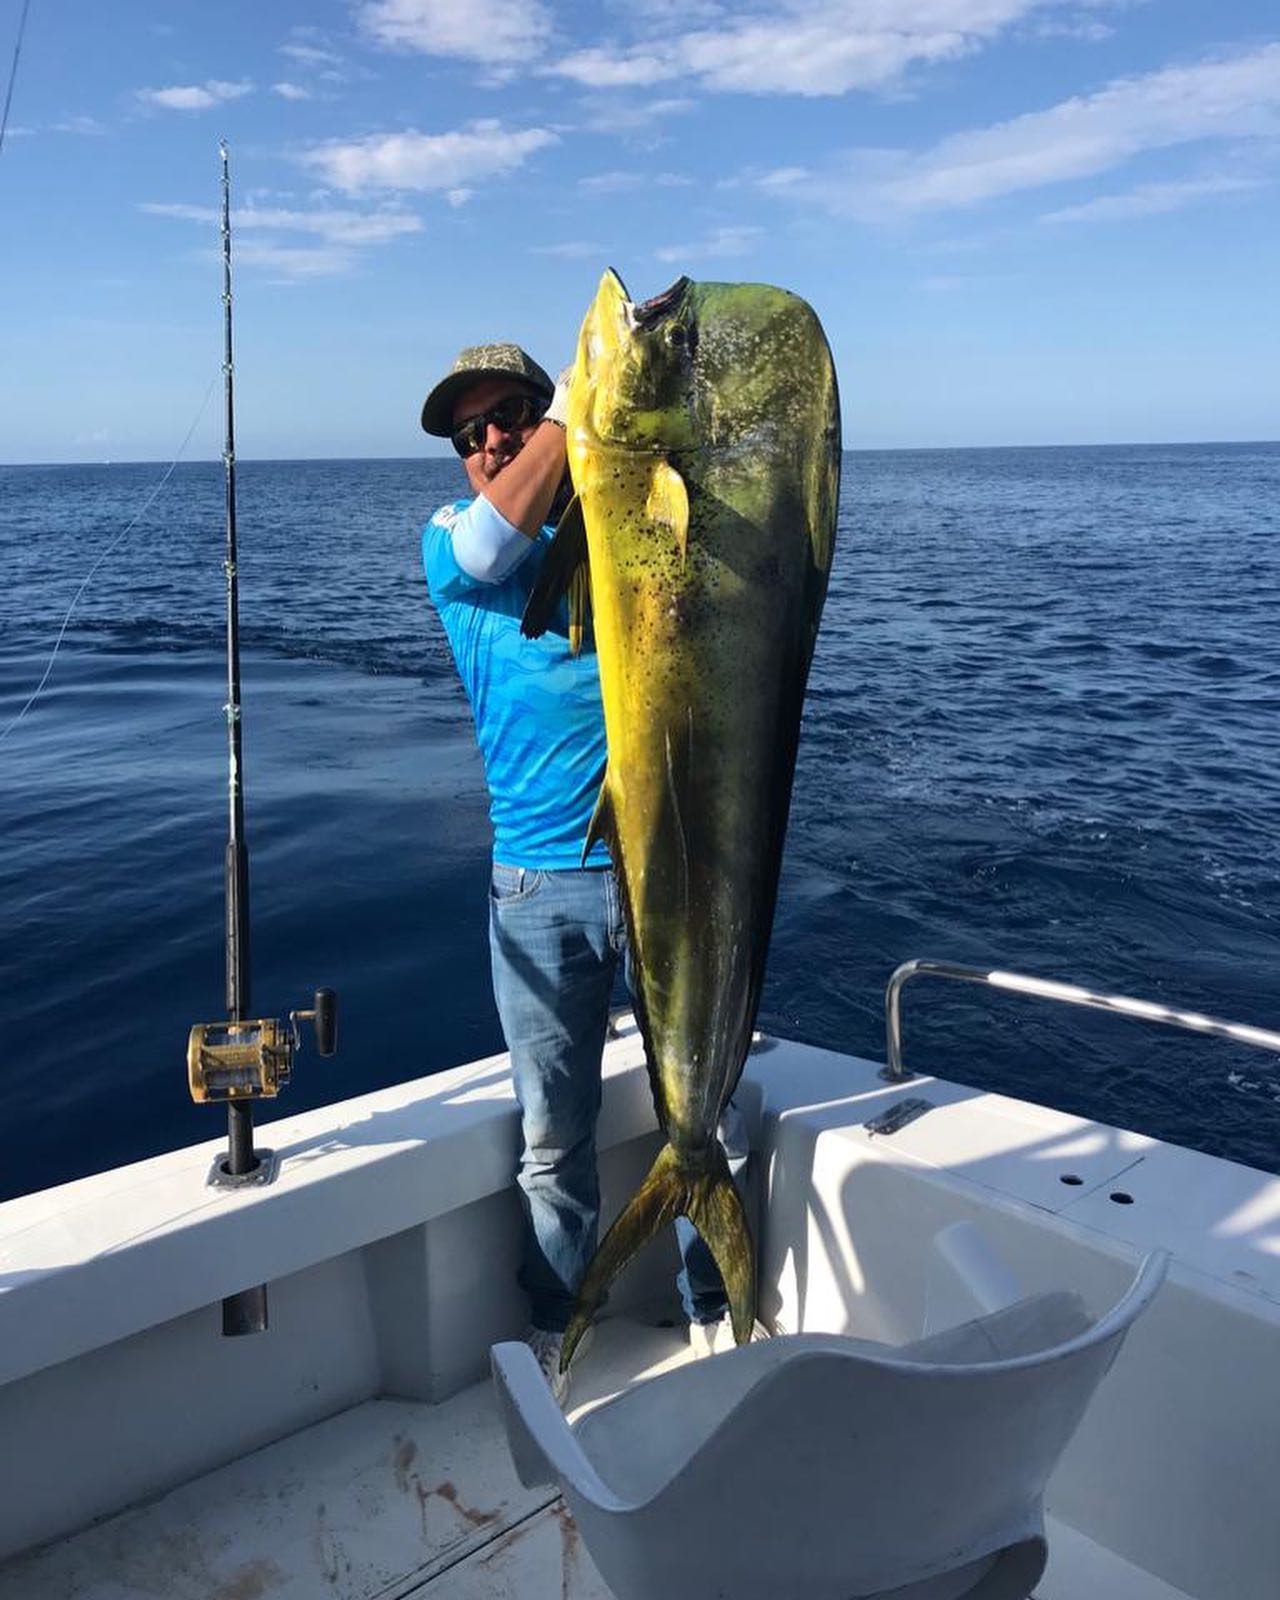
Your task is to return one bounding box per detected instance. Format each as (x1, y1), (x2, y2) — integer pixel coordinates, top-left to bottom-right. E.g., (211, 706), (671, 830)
(491, 1246), (1168, 1600)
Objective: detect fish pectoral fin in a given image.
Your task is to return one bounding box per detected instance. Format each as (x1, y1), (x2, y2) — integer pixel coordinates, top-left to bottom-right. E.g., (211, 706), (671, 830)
(645, 461), (689, 561)
(520, 493), (591, 651)
(581, 776), (615, 864)
(567, 562), (591, 656)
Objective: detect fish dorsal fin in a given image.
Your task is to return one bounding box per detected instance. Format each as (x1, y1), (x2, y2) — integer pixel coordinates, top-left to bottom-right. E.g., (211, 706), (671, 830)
(581, 774), (615, 864)
(646, 461), (689, 561)
(521, 494), (591, 652)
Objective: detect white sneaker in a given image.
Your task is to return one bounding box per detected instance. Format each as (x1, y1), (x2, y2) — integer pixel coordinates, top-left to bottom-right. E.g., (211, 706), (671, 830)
(688, 1317), (735, 1358)
(525, 1324), (594, 1404)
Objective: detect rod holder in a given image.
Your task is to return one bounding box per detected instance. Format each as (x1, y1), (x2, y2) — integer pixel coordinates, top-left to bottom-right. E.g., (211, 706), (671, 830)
(222, 1284), (268, 1337)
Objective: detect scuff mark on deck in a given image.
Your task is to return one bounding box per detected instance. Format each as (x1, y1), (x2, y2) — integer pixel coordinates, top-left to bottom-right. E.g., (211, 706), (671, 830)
(212, 1557), (288, 1600)
(390, 1435), (501, 1545)
(392, 1434), (418, 1494)
(555, 1501), (580, 1600)
(433, 1480), (500, 1530)
(312, 1501), (343, 1586)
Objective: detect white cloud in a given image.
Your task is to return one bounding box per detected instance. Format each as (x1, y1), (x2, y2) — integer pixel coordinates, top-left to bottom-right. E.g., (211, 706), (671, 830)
(532, 240), (610, 258)
(347, 0), (1132, 97)
(357, 0), (552, 65)
(346, 0), (1122, 99)
(654, 224), (761, 262)
(578, 170), (693, 192)
(553, 48), (672, 89)
(302, 121), (557, 192)
(1042, 173), (1270, 223)
(552, 1), (1064, 97)
(140, 200), (422, 278)
(919, 270), (1022, 290)
(143, 201), (422, 246)
(756, 44), (1280, 215)
(446, 188), (473, 206)
(278, 28), (354, 91)
(606, 0), (726, 21)
(1034, 18), (1115, 41)
(137, 80), (253, 112)
(756, 166), (810, 190)
(234, 240), (359, 279)
(577, 95), (697, 134)
(280, 42), (344, 69)
(49, 116), (108, 136)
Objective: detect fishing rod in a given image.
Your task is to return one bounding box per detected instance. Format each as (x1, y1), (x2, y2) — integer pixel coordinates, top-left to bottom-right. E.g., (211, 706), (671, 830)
(0, 0), (33, 159)
(221, 133), (252, 1147)
(186, 141), (337, 1338)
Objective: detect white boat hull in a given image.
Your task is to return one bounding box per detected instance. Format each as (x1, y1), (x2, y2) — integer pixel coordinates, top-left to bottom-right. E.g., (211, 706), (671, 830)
(1, 1020), (1276, 1597)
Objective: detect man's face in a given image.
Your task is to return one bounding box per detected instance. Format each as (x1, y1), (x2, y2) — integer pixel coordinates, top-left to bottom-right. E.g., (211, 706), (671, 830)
(452, 377), (544, 494)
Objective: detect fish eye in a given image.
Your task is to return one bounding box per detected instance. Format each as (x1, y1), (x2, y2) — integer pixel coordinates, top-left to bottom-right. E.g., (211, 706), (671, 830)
(665, 325), (685, 346)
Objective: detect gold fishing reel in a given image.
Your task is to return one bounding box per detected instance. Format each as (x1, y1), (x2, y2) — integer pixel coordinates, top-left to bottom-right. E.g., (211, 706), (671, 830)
(188, 989), (337, 1104)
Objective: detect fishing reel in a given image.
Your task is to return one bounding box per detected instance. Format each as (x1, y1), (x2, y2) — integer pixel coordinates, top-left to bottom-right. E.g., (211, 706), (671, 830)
(187, 988), (337, 1105)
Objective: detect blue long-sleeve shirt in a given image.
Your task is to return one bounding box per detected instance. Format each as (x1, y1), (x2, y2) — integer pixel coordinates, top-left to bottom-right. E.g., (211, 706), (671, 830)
(423, 494), (610, 871)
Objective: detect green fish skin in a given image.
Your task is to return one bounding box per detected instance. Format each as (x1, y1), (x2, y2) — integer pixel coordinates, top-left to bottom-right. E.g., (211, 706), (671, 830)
(525, 269), (841, 1367)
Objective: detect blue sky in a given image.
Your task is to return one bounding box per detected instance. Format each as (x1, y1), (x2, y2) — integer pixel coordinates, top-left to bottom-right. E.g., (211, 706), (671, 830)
(2, 1), (1277, 461)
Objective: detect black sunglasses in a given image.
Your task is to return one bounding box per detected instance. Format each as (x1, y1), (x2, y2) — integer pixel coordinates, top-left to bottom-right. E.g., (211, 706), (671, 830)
(451, 393), (546, 457)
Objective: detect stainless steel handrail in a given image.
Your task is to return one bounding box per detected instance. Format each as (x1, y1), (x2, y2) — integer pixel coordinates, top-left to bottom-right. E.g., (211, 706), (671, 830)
(883, 957), (1280, 1083)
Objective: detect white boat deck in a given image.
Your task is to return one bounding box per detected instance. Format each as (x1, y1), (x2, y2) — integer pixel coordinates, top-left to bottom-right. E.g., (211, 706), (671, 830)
(0, 1313), (1194, 1600)
(2, 1026), (1275, 1598)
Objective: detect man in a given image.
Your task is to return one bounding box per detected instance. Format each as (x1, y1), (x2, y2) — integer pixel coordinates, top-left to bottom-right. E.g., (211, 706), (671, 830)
(420, 344), (740, 1400)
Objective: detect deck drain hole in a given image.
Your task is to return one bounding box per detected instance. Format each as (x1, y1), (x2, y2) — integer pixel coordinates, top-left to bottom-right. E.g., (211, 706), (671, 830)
(1109, 1191), (1134, 1205)
(1059, 1174), (1084, 1186)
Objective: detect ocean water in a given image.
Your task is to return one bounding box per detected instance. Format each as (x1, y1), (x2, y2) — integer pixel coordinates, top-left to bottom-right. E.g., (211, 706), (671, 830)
(2, 444), (1278, 1203)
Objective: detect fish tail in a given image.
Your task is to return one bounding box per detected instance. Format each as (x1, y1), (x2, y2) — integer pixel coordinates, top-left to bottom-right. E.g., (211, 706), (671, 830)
(560, 1141), (756, 1370)
(685, 1148), (757, 1348)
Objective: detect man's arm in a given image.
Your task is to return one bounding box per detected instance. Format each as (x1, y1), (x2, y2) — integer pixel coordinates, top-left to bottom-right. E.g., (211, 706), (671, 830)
(480, 420), (568, 537)
(479, 369), (572, 536)
(425, 498), (535, 593)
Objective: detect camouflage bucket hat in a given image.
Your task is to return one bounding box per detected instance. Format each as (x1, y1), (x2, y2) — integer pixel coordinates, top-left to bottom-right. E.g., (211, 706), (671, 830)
(420, 343), (555, 436)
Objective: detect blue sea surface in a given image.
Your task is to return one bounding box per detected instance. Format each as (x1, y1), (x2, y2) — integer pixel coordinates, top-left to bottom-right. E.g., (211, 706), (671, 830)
(2, 444), (1278, 1201)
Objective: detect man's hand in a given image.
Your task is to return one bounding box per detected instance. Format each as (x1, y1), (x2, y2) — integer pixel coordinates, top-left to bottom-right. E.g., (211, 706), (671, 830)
(543, 366), (573, 429)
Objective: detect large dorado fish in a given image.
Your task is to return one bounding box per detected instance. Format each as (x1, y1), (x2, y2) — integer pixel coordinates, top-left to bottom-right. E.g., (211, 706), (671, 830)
(522, 269), (840, 1366)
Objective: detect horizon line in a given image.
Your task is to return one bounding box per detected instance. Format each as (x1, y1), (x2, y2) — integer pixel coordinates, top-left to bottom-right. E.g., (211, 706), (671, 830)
(3, 437), (1278, 470)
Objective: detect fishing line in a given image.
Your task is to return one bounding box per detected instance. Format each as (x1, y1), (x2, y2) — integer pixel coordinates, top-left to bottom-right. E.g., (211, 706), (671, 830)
(0, 0), (32, 158)
(0, 370), (220, 746)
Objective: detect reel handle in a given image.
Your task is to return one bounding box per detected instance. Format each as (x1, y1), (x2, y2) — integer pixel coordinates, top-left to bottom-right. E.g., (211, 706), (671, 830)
(292, 988), (338, 1056)
(313, 987), (337, 1056)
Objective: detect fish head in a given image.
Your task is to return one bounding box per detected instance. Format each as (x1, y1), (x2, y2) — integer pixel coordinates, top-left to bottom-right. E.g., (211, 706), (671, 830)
(570, 271), (839, 470)
(570, 269), (699, 454)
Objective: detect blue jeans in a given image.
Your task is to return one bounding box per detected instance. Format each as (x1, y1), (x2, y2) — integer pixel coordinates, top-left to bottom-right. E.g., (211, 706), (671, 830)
(489, 862), (746, 1332)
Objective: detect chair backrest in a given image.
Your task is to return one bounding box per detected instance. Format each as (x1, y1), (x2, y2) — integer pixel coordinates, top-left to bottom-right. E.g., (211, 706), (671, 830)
(565, 1250), (1169, 1600)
